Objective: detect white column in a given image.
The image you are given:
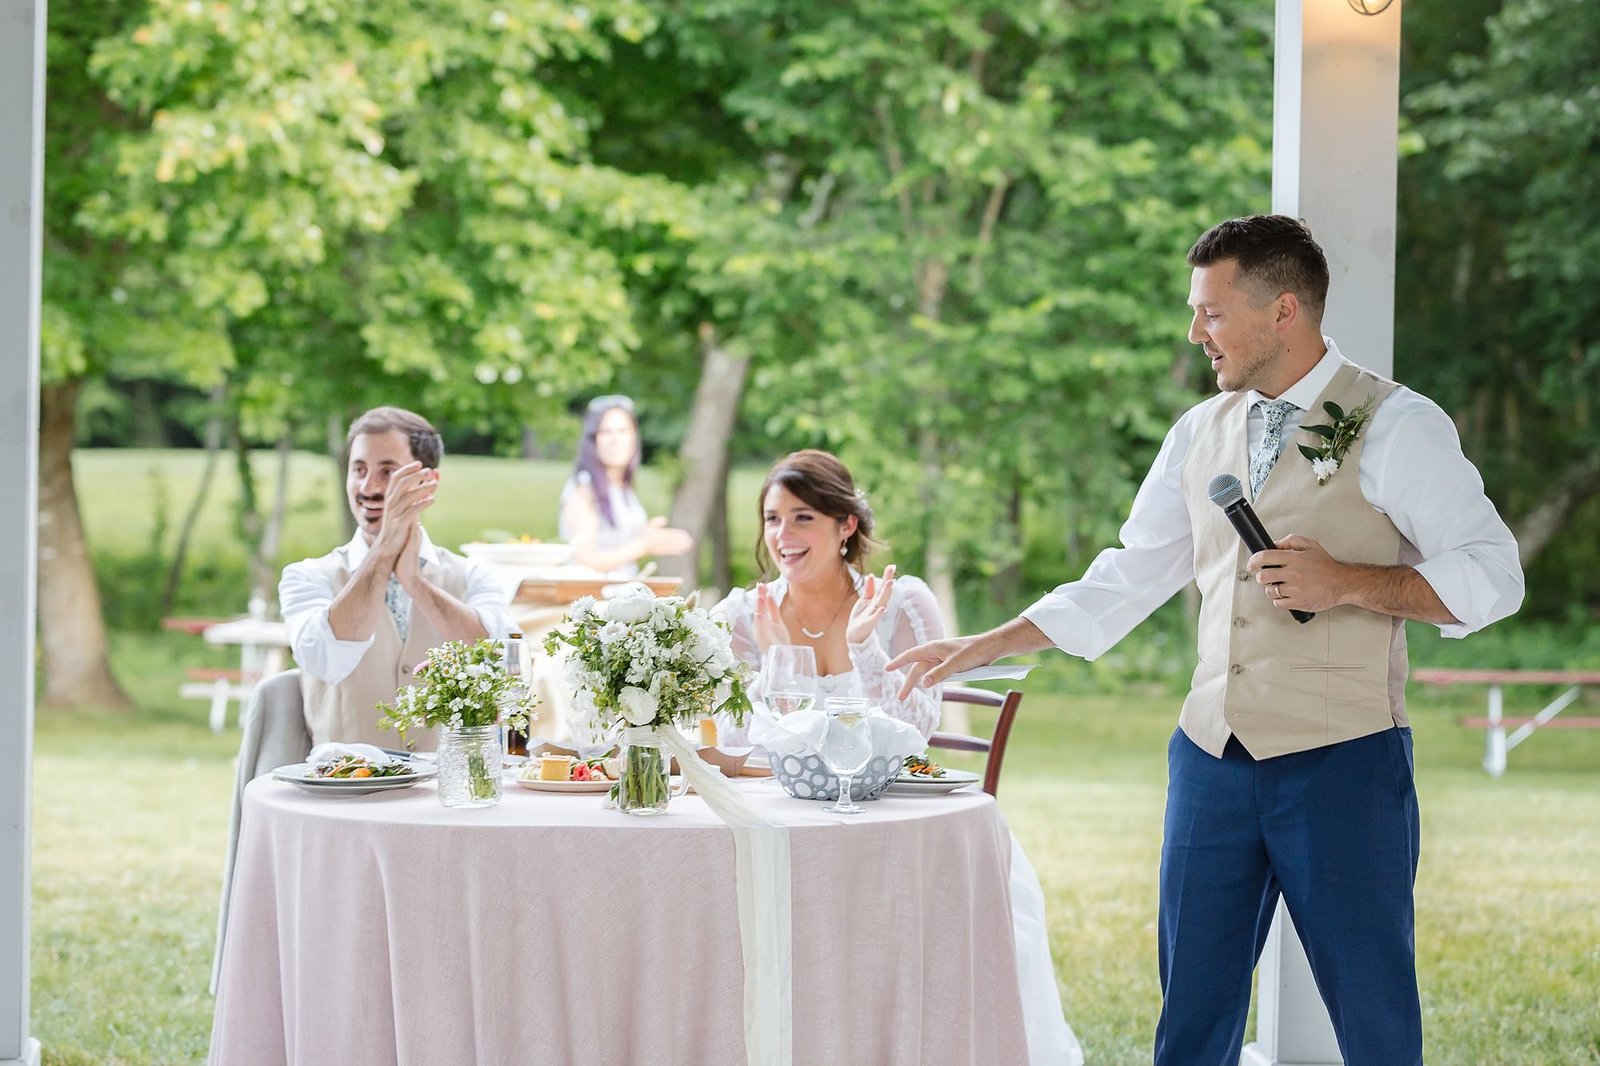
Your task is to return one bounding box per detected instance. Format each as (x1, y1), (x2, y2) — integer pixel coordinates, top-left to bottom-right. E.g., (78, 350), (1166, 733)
(0, 0), (46, 1062)
(1248, 2), (1401, 1064)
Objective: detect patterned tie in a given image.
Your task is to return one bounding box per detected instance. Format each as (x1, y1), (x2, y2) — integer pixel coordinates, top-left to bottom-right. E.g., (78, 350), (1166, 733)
(385, 575), (410, 641)
(1249, 398), (1300, 498)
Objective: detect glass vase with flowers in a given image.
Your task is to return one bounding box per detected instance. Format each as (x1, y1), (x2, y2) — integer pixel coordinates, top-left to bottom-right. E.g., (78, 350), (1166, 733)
(545, 585), (751, 815)
(378, 638), (539, 808)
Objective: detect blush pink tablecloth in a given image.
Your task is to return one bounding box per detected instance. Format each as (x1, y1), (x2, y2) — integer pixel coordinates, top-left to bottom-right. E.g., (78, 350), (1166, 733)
(210, 775), (1030, 1066)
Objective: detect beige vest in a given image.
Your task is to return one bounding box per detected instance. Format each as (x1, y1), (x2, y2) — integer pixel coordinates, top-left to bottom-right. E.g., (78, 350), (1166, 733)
(1179, 360), (1412, 759)
(299, 548), (473, 751)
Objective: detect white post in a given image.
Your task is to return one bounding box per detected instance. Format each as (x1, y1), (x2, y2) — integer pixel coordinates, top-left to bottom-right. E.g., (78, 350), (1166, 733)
(1248, 1), (1402, 1064)
(0, 0), (46, 1062)
(1483, 684), (1505, 777)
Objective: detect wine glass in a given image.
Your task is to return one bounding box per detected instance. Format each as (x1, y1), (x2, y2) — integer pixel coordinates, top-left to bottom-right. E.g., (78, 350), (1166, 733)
(819, 696), (873, 815)
(764, 644), (818, 716)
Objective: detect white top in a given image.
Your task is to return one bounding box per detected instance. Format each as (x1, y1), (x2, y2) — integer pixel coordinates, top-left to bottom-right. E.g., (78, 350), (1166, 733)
(712, 571), (947, 743)
(559, 471), (651, 577)
(1021, 339), (1525, 658)
(279, 528), (516, 684)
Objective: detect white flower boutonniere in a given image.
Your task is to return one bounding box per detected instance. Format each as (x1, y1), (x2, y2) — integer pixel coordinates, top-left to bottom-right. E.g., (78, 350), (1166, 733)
(1298, 396), (1377, 485)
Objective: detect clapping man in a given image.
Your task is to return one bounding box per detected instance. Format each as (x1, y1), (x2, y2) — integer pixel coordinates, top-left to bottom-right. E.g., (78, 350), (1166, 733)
(280, 407), (515, 748)
(889, 216), (1524, 1065)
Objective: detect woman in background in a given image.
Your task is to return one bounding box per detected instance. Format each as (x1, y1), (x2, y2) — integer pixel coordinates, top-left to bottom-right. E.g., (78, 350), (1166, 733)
(560, 395), (693, 577)
(712, 449), (944, 746)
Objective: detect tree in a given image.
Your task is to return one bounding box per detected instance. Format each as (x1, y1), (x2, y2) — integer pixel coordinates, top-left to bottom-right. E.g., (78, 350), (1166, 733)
(1404, 0), (1600, 612)
(654, 0), (1275, 624)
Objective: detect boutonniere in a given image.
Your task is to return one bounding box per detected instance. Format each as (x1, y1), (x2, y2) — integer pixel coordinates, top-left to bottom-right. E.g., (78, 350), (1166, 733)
(1297, 396), (1376, 485)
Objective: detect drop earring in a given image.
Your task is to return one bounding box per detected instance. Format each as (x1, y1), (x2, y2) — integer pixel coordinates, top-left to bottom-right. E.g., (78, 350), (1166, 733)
(839, 541), (848, 557)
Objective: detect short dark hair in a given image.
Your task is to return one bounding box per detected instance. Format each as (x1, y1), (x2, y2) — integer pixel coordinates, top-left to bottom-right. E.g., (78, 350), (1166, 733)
(756, 450), (881, 577)
(345, 407), (444, 469)
(1187, 215), (1330, 319)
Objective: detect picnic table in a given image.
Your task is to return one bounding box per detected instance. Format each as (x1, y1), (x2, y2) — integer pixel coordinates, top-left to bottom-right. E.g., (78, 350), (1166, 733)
(166, 613), (291, 732)
(1410, 668), (1600, 776)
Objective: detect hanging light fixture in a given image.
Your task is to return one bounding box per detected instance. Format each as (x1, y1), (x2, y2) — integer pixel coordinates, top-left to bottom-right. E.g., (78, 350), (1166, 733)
(1347, 0), (1395, 13)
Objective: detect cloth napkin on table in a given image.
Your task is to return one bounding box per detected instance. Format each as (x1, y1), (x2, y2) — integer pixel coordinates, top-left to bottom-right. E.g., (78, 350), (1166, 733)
(746, 704), (927, 761)
(306, 742), (405, 767)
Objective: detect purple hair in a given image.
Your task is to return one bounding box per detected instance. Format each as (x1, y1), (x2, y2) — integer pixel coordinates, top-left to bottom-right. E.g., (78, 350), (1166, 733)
(573, 398), (640, 528)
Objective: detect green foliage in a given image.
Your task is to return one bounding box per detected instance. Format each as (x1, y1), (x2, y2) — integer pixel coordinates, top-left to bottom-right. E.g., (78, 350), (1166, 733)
(638, 0), (1274, 593)
(1401, 0), (1600, 615)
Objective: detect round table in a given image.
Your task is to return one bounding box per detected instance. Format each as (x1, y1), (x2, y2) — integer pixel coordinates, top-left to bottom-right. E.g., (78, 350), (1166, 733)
(210, 775), (1031, 1066)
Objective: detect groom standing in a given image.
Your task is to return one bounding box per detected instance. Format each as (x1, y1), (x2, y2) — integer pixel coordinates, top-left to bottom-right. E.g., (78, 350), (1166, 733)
(890, 215), (1523, 1065)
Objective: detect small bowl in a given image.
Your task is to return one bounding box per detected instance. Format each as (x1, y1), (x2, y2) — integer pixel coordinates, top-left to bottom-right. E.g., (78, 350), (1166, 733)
(527, 740), (581, 760)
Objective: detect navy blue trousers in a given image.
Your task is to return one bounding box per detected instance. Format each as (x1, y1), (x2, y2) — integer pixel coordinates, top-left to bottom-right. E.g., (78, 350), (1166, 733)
(1154, 727), (1422, 1066)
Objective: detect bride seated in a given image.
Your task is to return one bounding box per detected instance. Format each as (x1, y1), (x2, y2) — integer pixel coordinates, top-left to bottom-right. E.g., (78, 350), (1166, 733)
(712, 450), (944, 744)
(712, 449), (1084, 1065)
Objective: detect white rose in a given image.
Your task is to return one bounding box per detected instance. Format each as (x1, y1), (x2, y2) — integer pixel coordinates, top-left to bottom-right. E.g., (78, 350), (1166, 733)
(618, 685), (659, 726)
(607, 592), (654, 625)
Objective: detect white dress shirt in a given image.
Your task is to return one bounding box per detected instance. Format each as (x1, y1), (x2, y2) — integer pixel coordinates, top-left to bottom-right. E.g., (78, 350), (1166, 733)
(280, 528), (517, 684)
(1022, 339), (1524, 657)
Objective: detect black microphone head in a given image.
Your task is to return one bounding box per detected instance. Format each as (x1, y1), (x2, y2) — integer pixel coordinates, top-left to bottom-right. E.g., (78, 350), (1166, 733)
(1207, 473), (1245, 508)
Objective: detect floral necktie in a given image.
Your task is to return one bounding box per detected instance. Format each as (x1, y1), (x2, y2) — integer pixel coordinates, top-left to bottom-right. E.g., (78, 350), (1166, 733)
(385, 575), (409, 641)
(1249, 398), (1299, 498)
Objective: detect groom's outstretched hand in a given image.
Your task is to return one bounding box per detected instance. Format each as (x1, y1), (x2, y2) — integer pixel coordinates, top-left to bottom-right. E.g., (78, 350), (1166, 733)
(887, 636), (990, 700)
(888, 617), (1057, 700)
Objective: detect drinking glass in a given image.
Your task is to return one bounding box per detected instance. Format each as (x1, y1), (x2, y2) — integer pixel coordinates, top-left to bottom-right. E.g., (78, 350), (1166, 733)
(764, 644), (818, 716)
(819, 696), (873, 815)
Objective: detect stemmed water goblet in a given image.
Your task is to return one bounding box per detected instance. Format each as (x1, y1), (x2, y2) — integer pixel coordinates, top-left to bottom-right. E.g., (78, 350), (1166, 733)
(819, 696), (873, 815)
(764, 644), (818, 717)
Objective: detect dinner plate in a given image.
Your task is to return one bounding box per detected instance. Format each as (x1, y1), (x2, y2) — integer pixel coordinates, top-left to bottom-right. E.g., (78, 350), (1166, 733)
(272, 761), (435, 797)
(512, 775), (613, 794)
(883, 768), (981, 796)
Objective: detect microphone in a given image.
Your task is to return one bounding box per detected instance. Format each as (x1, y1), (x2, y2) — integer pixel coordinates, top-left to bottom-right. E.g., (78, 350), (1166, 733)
(1207, 473), (1315, 624)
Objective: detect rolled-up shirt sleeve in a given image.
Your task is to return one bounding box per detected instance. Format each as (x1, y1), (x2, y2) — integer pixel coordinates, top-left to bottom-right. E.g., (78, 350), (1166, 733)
(279, 559), (375, 685)
(464, 561), (519, 639)
(1364, 392), (1525, 637)
(1022, 410), (1200, 660)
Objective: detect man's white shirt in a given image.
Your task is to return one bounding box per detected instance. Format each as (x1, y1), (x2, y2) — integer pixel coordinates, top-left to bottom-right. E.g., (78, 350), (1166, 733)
(1022, 339), (1525, 658)
(280, 527), (517, 684)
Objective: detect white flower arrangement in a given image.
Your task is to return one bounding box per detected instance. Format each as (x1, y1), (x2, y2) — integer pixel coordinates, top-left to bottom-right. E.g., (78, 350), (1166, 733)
(543, 584), (752, 734)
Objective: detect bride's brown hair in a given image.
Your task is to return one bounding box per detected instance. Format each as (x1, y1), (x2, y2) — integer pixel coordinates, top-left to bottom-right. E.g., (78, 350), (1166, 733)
(755, 450), (880, 578)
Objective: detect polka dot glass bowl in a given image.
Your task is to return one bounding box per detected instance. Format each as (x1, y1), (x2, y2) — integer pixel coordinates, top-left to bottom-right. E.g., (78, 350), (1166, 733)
(768, 751), (904, 802)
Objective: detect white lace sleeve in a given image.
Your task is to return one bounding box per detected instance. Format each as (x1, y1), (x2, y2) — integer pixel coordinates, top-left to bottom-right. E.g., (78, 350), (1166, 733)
(846, 574), (946, 738)
(712, 587), (763, 747)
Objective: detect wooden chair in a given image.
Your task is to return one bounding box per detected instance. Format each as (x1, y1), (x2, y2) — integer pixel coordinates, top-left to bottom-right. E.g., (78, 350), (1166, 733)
(929, 685), (1023, 798)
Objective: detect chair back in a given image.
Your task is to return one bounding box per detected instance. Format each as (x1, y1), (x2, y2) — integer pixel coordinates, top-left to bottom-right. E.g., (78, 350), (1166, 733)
(930, 685), (1023, 798)
(213, 668), (308, 994)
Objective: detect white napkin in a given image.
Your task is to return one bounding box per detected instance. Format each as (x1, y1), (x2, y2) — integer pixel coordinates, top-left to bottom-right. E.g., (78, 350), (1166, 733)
(746, 704), (926, 761)
(306, 742), (402, 766)
(943, 663), (1035, 684)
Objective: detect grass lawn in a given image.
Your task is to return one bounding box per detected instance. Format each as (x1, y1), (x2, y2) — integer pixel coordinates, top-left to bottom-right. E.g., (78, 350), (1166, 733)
(28, 633), (1600, 1065)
